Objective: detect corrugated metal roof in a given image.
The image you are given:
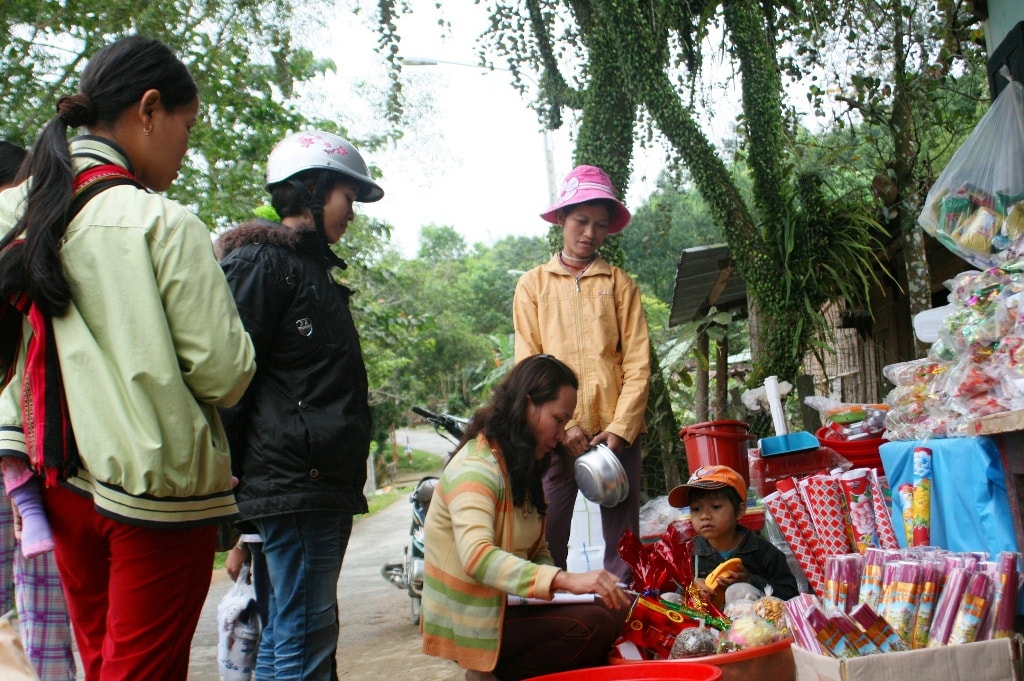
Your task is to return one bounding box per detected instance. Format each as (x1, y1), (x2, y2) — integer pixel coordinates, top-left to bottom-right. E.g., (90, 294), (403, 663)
(668, 244), (749, 327)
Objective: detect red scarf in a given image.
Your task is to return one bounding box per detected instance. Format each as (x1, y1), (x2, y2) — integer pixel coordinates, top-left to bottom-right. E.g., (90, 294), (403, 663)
(1, 164), (138, 484)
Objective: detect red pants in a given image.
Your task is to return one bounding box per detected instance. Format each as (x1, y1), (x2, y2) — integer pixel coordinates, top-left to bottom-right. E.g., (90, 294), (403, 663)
(43, 485), (215, 681)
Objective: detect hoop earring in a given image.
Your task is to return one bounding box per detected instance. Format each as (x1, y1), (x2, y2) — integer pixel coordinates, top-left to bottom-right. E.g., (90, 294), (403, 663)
(143, 124), (152, 136)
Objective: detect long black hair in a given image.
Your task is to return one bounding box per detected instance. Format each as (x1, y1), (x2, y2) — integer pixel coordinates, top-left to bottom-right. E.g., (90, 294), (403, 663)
(0, 141), (27, 187)
(462, 354), (578, 512)
(0, 35), (197, 316)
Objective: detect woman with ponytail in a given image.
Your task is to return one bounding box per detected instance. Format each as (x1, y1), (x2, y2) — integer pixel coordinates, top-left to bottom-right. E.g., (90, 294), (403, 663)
(0, 35), (255, 681)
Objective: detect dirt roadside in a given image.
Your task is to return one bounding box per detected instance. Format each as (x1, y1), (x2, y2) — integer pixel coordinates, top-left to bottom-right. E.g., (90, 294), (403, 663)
(186, 427), (463, 680)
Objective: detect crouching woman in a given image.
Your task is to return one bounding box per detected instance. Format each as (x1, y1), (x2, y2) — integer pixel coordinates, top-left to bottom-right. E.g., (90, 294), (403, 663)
(421, 354), (632, 681)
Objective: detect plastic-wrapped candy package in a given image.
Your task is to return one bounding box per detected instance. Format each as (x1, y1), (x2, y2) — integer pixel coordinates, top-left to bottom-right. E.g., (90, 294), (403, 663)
(942, 355), (1005, 418)
(917, 81), (1024, 268)
(669, 621), (719, 659)
(945, 269), (1008, 311)
(883, 358), (949, 387)
(995, 287), (1024, 337)
(883, 382), (962, 441)
(992, 336), (1024, 410)
(754, 590), (789, 634)
(947, 571), (993, 645)
(718, 615), (779, 653)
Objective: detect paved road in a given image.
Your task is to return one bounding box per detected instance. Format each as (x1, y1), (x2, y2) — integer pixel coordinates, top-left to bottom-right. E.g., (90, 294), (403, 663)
(184, 426), (463, 680)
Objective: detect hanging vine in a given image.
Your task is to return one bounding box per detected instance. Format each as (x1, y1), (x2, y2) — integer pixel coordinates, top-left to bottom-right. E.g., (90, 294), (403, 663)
(374, 0), (890, 386)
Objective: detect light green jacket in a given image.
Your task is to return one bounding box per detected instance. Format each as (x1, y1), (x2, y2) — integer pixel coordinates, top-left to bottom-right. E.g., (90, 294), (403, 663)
(0, 136), (255, 526)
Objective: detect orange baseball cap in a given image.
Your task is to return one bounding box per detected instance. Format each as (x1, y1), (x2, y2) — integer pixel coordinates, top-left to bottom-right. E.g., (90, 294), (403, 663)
(668, 465), (747, 508)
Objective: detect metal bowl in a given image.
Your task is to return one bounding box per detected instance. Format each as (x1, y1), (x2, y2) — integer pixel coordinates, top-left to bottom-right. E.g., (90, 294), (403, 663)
(574, 443), (629, 507)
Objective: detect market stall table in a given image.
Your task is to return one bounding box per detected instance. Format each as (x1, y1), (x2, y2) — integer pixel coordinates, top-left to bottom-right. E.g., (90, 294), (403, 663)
(968, 408), (1024, 556)
(879, 436), (1017, 555)
(883, 434), (1024, 623)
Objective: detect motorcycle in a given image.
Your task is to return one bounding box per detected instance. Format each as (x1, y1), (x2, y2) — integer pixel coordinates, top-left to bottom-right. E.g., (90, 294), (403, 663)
(381, 406), (466, 624)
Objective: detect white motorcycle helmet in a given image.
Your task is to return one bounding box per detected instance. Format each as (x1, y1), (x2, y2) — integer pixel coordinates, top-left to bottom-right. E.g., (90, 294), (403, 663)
(265, 130), (384, 203)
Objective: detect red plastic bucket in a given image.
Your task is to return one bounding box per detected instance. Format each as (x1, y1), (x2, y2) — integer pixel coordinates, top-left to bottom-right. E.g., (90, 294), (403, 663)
(609, 638), (794, 681)
(815, 427), (884, 473)
(527, 661), (723, 680)
(679, 421), (753, 485)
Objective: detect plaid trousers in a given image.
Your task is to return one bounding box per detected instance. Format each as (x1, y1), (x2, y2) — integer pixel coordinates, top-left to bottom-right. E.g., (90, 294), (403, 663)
(1, 492), (76, 681)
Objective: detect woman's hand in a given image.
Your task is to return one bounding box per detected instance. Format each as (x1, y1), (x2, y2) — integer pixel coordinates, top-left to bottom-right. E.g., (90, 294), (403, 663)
(592, 431), (628, 456)
(552, 568), (632, 609)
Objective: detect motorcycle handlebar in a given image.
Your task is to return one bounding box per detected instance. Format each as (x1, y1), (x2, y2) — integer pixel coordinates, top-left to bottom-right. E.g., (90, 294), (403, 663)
(411, 406), (465, 440)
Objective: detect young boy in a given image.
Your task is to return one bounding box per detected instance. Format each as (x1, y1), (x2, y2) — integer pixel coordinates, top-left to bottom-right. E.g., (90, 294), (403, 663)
(668, 465), (798, 605)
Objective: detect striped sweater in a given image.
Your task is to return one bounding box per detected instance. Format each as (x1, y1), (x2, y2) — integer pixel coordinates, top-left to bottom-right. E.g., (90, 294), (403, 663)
(421, 434), (561, 672)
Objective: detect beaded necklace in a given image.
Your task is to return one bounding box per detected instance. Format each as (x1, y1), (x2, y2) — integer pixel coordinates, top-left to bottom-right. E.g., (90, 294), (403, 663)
(558, 251), (595, 277)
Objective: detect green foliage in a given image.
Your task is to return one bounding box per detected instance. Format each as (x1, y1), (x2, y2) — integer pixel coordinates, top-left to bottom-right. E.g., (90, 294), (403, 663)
(352, 230), (552, 430)
(417, 224), (468, 263)
(621, 171), (724, 302)
(0, 1), (351, 229)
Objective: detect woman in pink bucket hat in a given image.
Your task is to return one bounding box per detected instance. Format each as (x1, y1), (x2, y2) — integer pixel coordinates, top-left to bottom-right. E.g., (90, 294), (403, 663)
(539, 165), (632, 234)
(512, 164), (651, 581)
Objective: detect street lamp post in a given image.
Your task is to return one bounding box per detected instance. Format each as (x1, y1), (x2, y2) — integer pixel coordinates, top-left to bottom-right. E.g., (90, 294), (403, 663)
(401, 56), (559, 204)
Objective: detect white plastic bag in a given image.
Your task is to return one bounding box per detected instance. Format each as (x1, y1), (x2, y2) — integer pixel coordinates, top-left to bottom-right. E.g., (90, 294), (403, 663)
(217, 563), (261, 681)
(918, 76), (1024, 269)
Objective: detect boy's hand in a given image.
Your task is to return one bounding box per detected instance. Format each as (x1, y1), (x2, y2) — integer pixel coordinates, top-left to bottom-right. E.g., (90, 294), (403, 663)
(705, 557), (744, 589)
(694, 577), (716, 602)
(225, 543), (251, 582)
(713, 564), (750, 589)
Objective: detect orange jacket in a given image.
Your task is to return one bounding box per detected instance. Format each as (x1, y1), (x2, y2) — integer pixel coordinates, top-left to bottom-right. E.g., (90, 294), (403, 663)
(512, 255), (651, 445)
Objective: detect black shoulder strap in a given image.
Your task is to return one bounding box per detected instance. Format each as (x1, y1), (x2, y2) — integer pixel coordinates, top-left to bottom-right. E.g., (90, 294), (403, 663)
(68, 176), (142, 223)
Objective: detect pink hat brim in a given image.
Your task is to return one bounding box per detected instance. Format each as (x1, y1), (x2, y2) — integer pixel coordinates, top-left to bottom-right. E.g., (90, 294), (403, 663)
(540, 193), (632, 234)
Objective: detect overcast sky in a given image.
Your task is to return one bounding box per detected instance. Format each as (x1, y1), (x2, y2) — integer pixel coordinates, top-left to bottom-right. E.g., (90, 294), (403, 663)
(313, 1), (736, 258)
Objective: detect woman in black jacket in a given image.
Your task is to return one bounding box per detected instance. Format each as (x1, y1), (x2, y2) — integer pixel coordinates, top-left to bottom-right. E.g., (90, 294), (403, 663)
(216, 130), (384, 681)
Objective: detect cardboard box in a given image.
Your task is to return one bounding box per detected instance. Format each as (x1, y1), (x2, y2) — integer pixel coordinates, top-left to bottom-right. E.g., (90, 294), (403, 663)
(792, 637), (1023, 681)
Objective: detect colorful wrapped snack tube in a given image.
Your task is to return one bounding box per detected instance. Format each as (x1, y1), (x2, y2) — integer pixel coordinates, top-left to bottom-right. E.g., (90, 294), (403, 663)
(911, 562), (941, 649)
(987, 552), (1020, 640)
(878, 559), (901, 620)
(763, 491), (826, 594)
(805, 603), (860, 658)
(785, 594), (823, 654)
(849, 602), (910, 652)
(911, 447), (932, 547)
(927, 565), (970, 647)
(828, 610), (882, 655)
(943, 553), (967, 573)
(976, 561), (999, 642)
(839, 468), (879, 553)
(823, 556), (849, 614)
(798, 475), (852, 556)
(842, 553), (862, 610)
(880, 560), (922, 643)
(781, 486), (827, 567)
(896, 482), (914, 545)
(868, 470), (900, 550)
(659, 599), (730, 631)
(947, 571), (993, 645)
(858, 547), (886, 611)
